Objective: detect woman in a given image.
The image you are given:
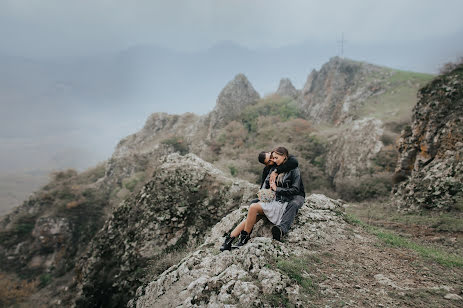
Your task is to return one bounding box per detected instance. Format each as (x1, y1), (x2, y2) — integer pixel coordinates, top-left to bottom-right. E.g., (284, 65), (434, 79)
(220, 146), (302, 251)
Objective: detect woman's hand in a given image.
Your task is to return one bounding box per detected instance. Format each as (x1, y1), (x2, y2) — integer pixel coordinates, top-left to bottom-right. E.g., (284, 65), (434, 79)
(269, 171), (277, 183)
(270, 181), (277, 191)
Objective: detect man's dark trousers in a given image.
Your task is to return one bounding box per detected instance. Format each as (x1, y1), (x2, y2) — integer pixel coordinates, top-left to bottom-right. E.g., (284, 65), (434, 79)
(278, 195), (305, 234)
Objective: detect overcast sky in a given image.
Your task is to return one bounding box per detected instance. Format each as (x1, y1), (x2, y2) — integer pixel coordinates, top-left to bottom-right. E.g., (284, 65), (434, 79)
(1, 0), (463, 176)
(1, 0), (463, 58)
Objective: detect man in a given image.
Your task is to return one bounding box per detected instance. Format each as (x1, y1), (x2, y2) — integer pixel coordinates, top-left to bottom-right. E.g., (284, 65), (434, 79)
(257, 151), (305, 241)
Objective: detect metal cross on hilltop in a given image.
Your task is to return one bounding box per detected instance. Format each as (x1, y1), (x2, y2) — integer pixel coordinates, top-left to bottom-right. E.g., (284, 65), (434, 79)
(337, 33), (347, 58)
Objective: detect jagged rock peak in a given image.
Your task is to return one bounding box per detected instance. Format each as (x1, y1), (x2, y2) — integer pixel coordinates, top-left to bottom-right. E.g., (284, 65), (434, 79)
(392, 64), (463, 211)
(216, 73), (260, 111)
(276, 78), (299, 98)
(208, 74), (260, 132)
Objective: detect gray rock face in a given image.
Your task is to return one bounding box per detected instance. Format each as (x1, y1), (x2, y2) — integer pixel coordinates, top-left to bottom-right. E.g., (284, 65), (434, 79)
(326, 117), (384, 184)
(74, 153), (257, 307)
(207, 74), (260, 136)
(129, 194), (347, 308)
(299, 57), (390, 125)
(393, 65), (463, 211)
(276, 78), (299, 99)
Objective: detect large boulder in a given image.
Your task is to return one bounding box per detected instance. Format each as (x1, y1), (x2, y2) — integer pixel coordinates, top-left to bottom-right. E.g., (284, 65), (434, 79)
(392, 65), (463, 211)
(129, 194), (347, 307)
(74, 153), (257, 307)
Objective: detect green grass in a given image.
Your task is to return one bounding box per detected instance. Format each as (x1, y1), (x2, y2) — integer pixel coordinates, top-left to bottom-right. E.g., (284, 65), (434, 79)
(347, 202), (463, 233)
(345, 213), (463, 268)
(355, 69), (433, 123)
(275, 256), (317, 293)
(357, 86), (418, 122)
(388, 70), (434, 84)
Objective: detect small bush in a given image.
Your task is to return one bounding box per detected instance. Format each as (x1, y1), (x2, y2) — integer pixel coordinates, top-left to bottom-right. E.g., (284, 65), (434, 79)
(228, 165), (237, 177)
(439, 57), (463, 75)
(51, 169), (78, 181)
(39, 273), (52, 288)
(161, 136), (189, 155)
(241, 96), (300, 132)
(122, 172), (145, 192)
(0, 273), (38, 307)
(372, 144), (398, 172)
(336, 173), (393, 202)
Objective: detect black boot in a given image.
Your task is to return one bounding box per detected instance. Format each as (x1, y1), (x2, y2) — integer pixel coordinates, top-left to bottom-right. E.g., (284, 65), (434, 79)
(220, 235), (235, 252)
(271, 225), (283, 242)
(233, 230), (250, 248)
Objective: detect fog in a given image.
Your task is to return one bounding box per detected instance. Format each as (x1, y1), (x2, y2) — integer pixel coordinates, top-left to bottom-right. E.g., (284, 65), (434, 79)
(1, 0), (463, 175)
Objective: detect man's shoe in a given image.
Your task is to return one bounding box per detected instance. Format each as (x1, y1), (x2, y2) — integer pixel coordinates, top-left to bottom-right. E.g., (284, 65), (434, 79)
(271, 225), (283, 241)
(220, 235), (235, 252)
(233, 230), (250, 248)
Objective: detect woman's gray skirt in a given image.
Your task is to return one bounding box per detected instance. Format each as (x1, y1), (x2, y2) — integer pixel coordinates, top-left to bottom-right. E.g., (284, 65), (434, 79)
(260, 200), (288, 225)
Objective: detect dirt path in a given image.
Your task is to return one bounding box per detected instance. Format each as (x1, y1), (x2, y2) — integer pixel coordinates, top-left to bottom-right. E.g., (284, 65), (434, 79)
(304, 224), (463, 307)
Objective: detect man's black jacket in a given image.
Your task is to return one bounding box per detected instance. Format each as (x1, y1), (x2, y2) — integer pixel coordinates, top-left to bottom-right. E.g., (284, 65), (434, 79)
(260, 154), (299, 186)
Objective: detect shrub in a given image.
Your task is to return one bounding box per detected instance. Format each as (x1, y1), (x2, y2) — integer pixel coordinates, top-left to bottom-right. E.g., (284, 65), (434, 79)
(372, 144), (398, 172)
(336, 173), (393, 201)
(0, 273), (38, 307)
(228, 165), (238, 177)
(216, 121), (248, 147)
(0, 214), (37, 248)
(122, 172), (145, 192)
(439, 57), (463, 75)
(39, 273), (52, 288)
(51, 169), (78, 181)
(161, 136), (189, 155)
(241, 96), (300, 132)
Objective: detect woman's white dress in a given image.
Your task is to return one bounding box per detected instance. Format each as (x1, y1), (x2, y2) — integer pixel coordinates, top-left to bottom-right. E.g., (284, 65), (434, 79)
(260, 200), (288, 225)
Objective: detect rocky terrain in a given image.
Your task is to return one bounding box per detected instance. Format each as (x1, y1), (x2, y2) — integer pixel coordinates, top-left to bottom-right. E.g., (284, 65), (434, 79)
(129, 194), (463, 307)
(299, 57), (389, 125)
(73, 154), (257, 307)
(393, 64), (463, 211)
(4, 57), (458, 307)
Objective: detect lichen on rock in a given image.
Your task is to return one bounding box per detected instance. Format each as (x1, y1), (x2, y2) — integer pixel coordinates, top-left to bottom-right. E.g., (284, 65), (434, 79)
(74, 153), (257, 307)
(393, 64), (463, 211)
(129, 194), (347, 307)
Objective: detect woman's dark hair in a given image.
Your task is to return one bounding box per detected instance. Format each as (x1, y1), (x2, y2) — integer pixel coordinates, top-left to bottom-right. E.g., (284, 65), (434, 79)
(258, 151), (267, 164)
(272, 146), (289, 158)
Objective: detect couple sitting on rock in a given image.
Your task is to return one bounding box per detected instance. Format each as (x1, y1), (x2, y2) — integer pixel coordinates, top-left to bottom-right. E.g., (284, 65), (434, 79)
(220, 146), (305, 251)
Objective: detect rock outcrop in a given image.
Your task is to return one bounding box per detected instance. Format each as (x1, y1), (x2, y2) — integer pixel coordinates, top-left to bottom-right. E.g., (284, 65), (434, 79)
(299, 57), (390, 125)
(74, 153), (257, 307)
(326, 117), (384, 184)
(129, 194), (347, 307)
(112, 112), (202, 159)
(207, 74), (260, 136)
(393, 64), (463, 211)
(276, 78), (299, 99)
